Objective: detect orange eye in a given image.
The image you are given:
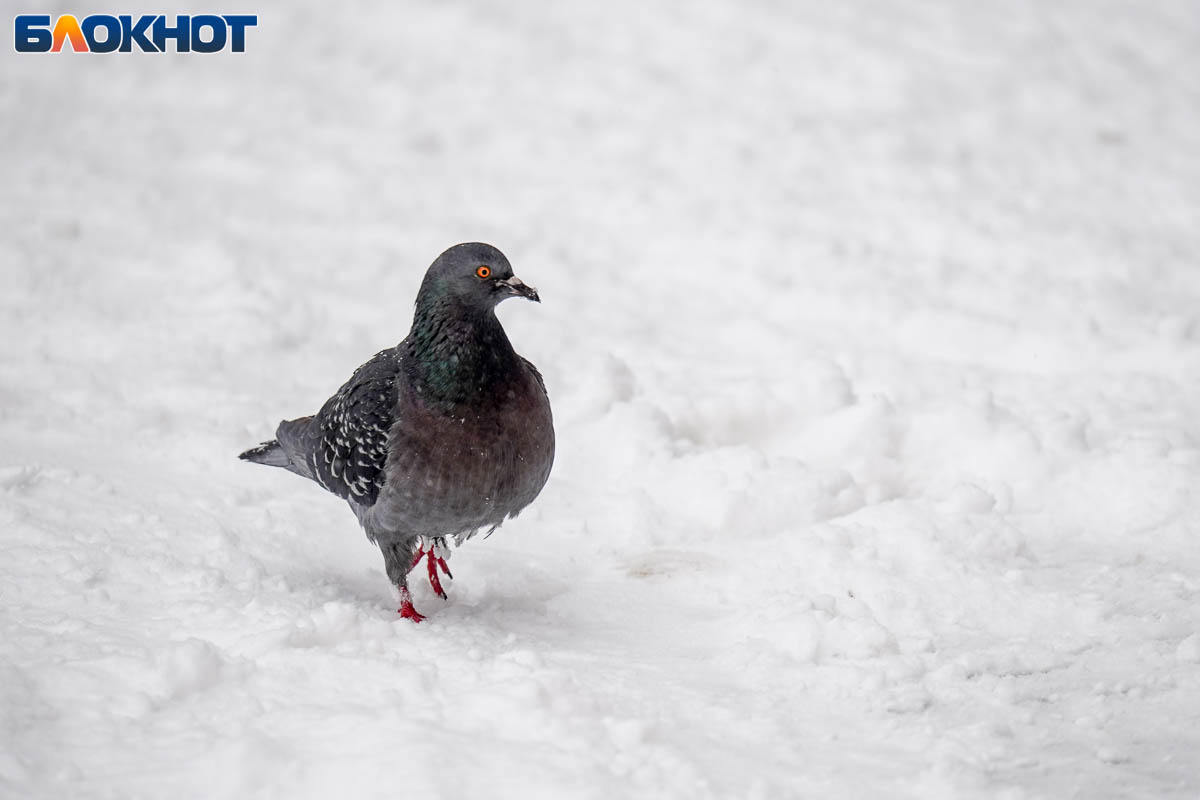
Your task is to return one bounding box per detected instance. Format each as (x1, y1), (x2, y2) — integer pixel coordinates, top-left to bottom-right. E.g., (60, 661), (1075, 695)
(475, 265), (491, 279)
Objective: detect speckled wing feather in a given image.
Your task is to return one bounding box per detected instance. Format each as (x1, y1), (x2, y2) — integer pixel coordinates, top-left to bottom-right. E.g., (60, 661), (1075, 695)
(277, 348), (401, 506)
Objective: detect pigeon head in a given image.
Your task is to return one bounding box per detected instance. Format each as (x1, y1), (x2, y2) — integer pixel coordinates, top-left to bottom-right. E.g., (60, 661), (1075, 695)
(416, 242), (540, 313)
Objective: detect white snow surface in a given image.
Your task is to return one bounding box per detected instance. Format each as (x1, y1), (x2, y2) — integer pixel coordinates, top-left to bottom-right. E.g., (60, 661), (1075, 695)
(3, 2), (1199, 798)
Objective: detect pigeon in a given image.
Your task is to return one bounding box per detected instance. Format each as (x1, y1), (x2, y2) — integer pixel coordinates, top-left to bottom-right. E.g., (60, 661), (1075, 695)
(239, 242), (555, 621)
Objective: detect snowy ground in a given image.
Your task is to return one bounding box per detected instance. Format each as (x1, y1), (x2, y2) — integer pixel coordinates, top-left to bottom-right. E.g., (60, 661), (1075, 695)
(3, 1), (1199, 797)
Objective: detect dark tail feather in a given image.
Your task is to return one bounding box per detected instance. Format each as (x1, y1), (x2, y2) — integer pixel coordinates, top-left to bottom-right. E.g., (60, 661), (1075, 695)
(239, 439), (292, 468)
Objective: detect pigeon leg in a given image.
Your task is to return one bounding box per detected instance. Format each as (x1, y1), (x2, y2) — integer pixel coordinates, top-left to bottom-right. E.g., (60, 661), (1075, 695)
(408, 538), (453, 600)
(380, 541), (425, 622)
(398, 584), (425, 622)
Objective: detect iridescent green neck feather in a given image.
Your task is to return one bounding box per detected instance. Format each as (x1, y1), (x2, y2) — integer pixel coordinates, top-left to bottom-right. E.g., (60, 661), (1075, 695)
(403, 292), (518, 408)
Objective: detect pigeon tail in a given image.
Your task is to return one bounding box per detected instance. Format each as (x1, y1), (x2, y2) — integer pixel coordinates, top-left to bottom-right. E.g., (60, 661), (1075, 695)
(238, 439), (291, 468)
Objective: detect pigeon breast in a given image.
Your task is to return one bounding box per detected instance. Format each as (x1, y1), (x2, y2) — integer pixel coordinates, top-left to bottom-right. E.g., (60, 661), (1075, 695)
(364, 355), (554, 542)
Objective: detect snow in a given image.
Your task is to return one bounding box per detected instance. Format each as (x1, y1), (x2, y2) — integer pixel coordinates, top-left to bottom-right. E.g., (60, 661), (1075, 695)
(2, 1), (1199, 797)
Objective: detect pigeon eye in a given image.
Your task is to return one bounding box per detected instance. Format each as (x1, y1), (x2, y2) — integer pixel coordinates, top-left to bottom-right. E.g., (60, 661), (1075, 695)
(475, 265), (491, 279)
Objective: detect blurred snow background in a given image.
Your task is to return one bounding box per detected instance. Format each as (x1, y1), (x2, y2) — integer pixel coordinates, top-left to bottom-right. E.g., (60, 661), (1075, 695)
(2, 1), (1199, 797)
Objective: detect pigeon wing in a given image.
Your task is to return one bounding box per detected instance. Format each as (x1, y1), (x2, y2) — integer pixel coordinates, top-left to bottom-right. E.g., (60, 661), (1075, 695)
(520, 356), (547, 393)
(284, 348), (401, 506)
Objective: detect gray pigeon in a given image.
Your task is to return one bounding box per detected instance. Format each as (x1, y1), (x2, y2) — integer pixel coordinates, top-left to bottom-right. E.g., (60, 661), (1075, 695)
(239, 243), (555, 621)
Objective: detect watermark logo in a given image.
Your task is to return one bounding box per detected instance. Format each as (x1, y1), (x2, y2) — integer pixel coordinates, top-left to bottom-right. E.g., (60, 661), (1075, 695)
(14, 14), (257, 53)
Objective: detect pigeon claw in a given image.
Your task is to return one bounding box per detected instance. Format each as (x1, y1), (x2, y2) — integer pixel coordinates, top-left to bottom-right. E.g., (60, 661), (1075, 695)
(426, 553), (448, 600)
(398, 586), (425, 623)
(409, 538), (453, 601)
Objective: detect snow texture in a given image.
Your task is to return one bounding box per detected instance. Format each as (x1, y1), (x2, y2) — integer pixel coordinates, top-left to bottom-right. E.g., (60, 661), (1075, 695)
(2, 1), (1199, 798)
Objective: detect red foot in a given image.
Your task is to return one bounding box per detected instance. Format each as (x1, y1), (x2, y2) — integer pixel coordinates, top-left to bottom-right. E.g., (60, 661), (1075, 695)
(409, 540), (453, 600)
(398, 586), (425, 623)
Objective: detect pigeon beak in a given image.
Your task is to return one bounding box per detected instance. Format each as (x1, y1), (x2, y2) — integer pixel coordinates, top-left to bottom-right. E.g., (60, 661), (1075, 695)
(499, 275), (540, 303)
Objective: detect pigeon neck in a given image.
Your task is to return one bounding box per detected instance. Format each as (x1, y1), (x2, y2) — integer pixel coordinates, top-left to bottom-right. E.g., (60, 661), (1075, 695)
(404, 297), (518, 405)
